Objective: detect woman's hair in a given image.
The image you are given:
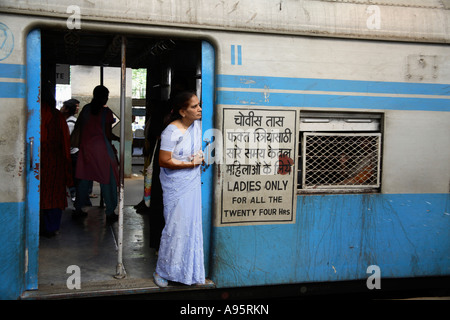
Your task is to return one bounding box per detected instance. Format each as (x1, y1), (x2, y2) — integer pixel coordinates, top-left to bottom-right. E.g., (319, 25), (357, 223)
(63, 98), (79, 116)
(90, 85), (109, 115)
(167, 91), (196, 124)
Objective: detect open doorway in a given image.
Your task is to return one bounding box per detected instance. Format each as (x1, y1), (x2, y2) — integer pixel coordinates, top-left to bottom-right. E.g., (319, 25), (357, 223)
(34, 28), (212, 295)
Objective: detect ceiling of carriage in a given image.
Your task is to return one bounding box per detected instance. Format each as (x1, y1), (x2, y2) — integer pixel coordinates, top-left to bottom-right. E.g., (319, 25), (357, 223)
(41, 29), (200, 70)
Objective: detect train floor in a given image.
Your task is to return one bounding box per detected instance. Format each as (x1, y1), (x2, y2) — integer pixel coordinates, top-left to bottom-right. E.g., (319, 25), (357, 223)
(24, 164), (214, 299)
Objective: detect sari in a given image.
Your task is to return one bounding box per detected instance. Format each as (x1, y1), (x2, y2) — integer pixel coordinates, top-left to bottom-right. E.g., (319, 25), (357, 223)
(155, 120), (205, 285)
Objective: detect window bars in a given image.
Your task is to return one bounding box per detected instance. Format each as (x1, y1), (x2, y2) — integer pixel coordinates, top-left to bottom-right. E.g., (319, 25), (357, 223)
(299, 132), (381, 191)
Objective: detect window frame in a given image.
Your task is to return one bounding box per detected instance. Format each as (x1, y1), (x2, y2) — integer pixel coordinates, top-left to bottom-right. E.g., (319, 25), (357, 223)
(297, 111), (383, 195)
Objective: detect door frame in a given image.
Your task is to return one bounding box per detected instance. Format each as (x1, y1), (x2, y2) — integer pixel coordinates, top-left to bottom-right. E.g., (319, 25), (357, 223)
(24, 30), (216, 288)
(200, 40), (215, 276)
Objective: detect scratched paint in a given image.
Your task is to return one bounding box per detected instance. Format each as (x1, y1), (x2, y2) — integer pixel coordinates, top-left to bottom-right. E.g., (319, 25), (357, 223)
(1, 0), (448, 43)
(0, 202), (25, 299)
(210, 193), (450, 288)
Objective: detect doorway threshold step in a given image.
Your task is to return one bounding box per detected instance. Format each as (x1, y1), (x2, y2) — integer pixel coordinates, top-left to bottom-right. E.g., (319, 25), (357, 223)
(21, 278), (215, 300)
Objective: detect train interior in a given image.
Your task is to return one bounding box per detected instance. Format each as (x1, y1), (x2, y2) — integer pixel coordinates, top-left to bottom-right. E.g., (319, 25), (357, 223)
(30, 28), (213, 298)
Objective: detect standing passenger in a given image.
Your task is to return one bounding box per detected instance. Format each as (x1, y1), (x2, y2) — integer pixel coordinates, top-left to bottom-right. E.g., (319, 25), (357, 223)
(146, 101), (168, 253)
(74, 85), (119, 223)
(40, 83), (73, 237)
(60, 98), (80, 203)
(153, 92), (205, 287)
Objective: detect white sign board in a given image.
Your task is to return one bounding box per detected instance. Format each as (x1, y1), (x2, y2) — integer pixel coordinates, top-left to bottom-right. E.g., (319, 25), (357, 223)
(219, 107), (297, 226)
(55, 64), (70, 85)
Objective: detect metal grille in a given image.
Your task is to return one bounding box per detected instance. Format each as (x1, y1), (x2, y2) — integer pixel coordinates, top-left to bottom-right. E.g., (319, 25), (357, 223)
(300, 133), (381, 190)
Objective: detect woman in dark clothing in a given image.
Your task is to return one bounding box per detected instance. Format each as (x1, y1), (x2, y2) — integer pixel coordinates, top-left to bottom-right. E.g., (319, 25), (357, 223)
(74, 85), (119, 223)
(40, 84), (73, 237)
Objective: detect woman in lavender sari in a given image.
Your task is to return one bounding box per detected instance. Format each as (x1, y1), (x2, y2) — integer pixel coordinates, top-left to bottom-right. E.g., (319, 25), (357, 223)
(153, 92), (205, 287)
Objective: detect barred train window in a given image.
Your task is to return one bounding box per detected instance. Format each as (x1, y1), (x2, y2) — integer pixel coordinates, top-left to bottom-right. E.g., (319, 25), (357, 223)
(297, 112), (382, 193)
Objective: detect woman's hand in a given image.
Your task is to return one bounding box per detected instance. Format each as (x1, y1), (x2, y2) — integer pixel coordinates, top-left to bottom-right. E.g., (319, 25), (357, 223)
(192, 151), (204, 166)
(159, 150), (204, 169)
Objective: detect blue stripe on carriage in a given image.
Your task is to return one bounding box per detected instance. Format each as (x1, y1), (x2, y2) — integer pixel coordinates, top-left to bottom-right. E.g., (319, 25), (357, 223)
(216, 90), (450, 112)
(217, 74), (450, 97)
(0, 63), (26, 79)
(0, 82), (26, 98)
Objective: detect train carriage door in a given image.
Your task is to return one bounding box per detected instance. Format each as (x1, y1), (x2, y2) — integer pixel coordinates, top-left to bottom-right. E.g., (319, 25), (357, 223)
(200, 41), (215, 276)
(25, 29), (41, 290)
(22, 33), (215, 293)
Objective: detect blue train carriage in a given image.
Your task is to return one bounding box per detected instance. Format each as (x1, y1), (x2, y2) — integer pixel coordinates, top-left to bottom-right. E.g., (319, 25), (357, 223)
(213, 33), (450, 288)
(0, 0), (449, 299)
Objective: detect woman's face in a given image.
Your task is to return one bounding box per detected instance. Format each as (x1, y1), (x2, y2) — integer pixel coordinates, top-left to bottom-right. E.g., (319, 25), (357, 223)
(180, 95), (202, 121)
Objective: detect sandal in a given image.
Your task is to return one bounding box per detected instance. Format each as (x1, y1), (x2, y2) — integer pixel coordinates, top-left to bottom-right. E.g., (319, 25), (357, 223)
(153, 272), (168, 287)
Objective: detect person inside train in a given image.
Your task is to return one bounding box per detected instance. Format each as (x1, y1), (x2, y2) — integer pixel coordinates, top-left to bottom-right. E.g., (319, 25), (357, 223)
(74, 85), (119, 223)
(339, 138), (375, 185)
(153, 91), (205, 287)
(60, 98), (80, 203)
(144, 101), (167, 253)
(40, 82), (74, 237)
(135, 77), (190, 255)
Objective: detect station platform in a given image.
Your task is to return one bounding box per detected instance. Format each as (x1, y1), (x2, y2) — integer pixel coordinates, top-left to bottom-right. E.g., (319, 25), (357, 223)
(22, 169), (214, 299)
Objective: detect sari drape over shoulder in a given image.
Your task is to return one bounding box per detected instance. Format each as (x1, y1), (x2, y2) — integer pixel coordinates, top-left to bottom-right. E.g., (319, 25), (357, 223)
(156, 120), (205, 285)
